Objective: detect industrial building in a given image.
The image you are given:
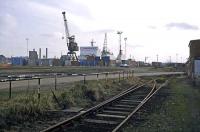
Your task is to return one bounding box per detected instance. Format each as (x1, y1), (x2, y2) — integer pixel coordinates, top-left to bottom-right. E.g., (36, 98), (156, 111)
(28, 49), (38, 66)
(0, 55), (6, 64)
(186, 39), (200, 85)
(152, 62), (162, 68)
(11, 57), (27, 66)
(79, 41), (101, 66)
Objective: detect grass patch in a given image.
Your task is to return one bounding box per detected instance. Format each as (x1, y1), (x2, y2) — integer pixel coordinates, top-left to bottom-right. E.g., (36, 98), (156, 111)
(124, 77), (200, 132)
(0, 77), (138, 131)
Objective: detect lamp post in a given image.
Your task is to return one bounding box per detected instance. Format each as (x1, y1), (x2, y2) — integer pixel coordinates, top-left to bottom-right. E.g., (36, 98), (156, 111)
(26, 38), (29, 57)
(117, 31), (123, 56)
(124, 37), (127, 60)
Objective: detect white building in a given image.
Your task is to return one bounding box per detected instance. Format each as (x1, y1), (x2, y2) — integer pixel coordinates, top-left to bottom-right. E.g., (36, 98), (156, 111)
(80, 46), (101, 56)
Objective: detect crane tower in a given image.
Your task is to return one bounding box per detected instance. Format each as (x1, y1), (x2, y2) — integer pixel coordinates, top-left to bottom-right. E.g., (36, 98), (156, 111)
(62, 11), (79, 61)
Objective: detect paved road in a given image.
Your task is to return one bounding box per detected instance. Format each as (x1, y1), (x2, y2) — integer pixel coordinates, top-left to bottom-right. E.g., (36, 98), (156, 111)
(0, 72), (184, 90)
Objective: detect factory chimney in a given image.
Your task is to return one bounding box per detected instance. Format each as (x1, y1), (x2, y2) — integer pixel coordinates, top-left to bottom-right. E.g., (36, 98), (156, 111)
(39, 48), (41, 59)
(46, 48), (48, 59)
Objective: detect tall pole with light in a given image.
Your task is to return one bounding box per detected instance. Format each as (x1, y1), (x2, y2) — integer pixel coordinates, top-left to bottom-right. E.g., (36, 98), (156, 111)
(124, 37), (127, 60)
(176, 53), (178, 63)
(117, 31), (123, 57)
(26, 38), (29, 58)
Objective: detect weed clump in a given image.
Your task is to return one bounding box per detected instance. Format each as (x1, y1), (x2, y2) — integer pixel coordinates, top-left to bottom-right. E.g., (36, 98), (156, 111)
(156, 77), (166, 83)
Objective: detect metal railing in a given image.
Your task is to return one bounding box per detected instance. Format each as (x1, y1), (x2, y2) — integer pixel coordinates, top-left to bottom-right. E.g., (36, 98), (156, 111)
(0, 70), (135, 99)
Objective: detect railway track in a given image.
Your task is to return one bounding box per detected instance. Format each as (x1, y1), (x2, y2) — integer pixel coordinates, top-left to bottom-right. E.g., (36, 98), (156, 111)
(42, 80), (166, 132)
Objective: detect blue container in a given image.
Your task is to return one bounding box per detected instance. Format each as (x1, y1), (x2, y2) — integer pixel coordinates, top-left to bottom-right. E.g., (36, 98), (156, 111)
(95, 56), (100, 61)
(102, 56), (110, 61)
(11, 57), (25, 66)
(80, 60), (87, 66)
(88, 60), (96, 66)
(102, 56), (110, 66)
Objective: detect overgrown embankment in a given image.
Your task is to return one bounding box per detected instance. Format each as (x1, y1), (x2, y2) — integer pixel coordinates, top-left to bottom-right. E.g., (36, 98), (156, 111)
(124, 76), (200, 132)
(0, 77), (139, 131)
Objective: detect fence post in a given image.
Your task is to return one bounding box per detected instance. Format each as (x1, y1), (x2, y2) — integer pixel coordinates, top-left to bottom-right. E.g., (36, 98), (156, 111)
(105, 72), (108, 82)
(55, 74), (57, 90)
(96, 73), (99, 81)
(9, 80), (12, 99)
(83, 74), (86, 84)
(38, 78), (41, 100)
(27, 79), (29, 90)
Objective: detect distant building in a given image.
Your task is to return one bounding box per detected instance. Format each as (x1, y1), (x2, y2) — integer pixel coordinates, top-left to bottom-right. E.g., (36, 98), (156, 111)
(11, 57), (26, 66)
(186, 39), (200, 83)
(28, 50), (38, 66)
(79, 46), (101, 66)
(0, 55), (6, 64)
(80, 46), (101, 56)
(39, 59), (49, 66)
(52, 58), (61, 66)
(137, 61), (145, 67)
(152, 62), (162, 67)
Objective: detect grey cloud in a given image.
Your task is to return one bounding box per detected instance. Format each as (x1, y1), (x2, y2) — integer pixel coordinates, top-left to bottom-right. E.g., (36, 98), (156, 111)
(0, 13), (17, 36)
(148, 26), (157, 29)
(40, 33), (54, 38)
(40, 32), (63, 38)
(166, 22), (199, 30)
(33, 0), (92, 19)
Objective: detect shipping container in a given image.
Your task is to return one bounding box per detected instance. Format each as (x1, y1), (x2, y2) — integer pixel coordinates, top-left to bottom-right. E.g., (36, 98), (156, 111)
(95, 56), (100, 61)
(80, 60), (87, 66)
(11, 57), (26, 66)
(102, 56), (110, 66)
(87, 56), (95, 61)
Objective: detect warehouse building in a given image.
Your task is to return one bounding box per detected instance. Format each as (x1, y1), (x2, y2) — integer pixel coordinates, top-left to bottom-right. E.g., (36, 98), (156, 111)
(0, 55), (6, 64)
(186, 39), (200, 85)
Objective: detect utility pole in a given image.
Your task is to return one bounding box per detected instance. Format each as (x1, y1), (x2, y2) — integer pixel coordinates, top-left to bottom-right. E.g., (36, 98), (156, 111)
(156, 54), (158, 62)
(117, 31), (123, 56)
(91, 39), (96, 47)
(26, 38), (29, 57)
(145, 56), (149, 63)
(176, 53), (178, 63)
(124, 37), (127, 60)
(181, 57), (182, 63)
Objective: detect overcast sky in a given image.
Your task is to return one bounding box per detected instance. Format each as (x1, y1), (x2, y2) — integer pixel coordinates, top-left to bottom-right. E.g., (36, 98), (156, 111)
(1, 0), (200, 62)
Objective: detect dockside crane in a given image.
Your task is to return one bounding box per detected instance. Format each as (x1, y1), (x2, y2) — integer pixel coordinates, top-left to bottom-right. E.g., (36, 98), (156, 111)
(62, 11), (79, 61)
